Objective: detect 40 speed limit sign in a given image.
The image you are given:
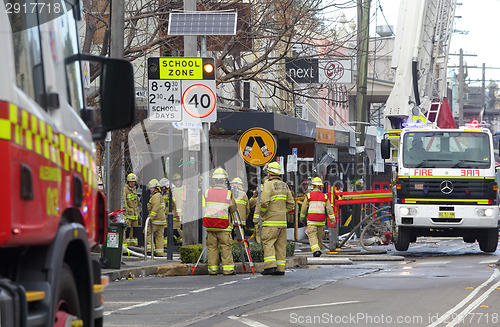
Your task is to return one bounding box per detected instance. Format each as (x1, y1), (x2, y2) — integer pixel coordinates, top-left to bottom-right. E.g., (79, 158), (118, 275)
(182, 80), (216, 121)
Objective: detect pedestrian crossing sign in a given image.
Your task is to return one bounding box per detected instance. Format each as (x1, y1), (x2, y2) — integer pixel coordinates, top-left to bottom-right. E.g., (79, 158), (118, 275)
(238, 128), (276, 166)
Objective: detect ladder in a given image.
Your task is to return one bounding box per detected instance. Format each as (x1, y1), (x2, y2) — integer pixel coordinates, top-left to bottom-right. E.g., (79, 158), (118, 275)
(425, 100), (443, 127)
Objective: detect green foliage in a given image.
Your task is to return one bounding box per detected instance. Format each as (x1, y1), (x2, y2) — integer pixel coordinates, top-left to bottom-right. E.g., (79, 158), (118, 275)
(286, 241), (296, 257)
(179, 244), (205, 263)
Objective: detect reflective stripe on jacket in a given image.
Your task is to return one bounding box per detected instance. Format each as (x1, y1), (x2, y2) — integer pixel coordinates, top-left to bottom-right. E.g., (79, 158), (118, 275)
(148, 190), (166, 225)
(123, 185), (139, 220)
(259, 176), (294, 227)
(162, 192), (179, 218)
(234, 191), (249, 225)
(300, 190), (335, 226)
(203, 187), (236, 231)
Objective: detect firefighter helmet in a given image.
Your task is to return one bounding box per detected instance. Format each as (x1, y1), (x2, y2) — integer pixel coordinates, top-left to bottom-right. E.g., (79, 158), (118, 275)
(266, 162), (282, 175)
(231, 177), (243, 185)
(148, 179), (160, 189)
(159, 178), (170, 188)
(311, 177), (323, 186)
(127, 173), (137, 182)
(212, 168), (228, 180)
(172, 173), (182, 181)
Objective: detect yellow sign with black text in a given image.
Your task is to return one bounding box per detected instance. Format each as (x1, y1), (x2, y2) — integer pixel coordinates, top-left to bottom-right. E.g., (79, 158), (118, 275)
(159, 58), (203, 80)
(238, 128), (277, 166)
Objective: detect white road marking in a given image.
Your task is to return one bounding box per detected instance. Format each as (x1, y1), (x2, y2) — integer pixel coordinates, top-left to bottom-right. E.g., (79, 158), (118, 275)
(105, 276), (252, 316)
(103, 300), (159, 316)
(445, 278), (500, 327)
(428, 269), (500, 327)
(190, 287), (215, 293)
(246, 300), (360, 315)
(479, 259), (498, 264)
(219, 280), (238, 285)
(417, 261), (451, 265)
(228, 315), (269, 327)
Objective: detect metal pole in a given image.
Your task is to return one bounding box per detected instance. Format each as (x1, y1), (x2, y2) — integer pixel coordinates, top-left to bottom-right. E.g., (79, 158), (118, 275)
(257, 167), (262, 243)
(167, 125), (174, 260)
(182, 0), (198, 245)
(458, 48), (464, 126)
(481, 63), (486, 114)
(201, 36), (209, 252)
(294, 172), (298, 241)
(108, 0), (125, 212)
(352, 0), (371, 230)
(201, 123), (209, 254)
(105, 132), (111, 204)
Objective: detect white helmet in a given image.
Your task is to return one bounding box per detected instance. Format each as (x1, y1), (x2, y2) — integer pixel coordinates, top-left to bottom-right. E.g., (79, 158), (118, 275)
(159, 178), (170, 188)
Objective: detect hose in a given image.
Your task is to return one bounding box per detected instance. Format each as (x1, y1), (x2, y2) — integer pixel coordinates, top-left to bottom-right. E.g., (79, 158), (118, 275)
(360, 214), (391, 253)
(338, 206), (391, 249)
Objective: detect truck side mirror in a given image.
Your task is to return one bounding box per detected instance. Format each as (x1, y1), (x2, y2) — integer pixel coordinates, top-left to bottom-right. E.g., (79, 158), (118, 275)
(381, 138), (391, 159)
(100, 58), (135, 132)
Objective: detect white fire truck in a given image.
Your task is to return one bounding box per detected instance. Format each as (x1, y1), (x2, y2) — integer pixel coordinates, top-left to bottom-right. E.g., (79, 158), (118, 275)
(382, 122), (499, 252)
(381, 0), (499, 252)
(0, 1), (134, 326)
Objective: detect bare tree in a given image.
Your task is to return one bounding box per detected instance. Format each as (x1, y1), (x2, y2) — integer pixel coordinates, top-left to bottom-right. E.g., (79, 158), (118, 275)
(81, 0), (359, 192)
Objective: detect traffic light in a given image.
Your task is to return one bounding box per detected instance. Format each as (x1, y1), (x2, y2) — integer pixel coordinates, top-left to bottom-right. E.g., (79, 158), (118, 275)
(202, 58), (215, 80)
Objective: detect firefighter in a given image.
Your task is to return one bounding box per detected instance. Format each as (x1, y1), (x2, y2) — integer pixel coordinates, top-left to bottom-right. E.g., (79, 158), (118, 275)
(146, 179), (166, 257)
(231, 177), (250, 234)
(256, 162), (294, 276)
(300, 177), (336, 257)
(159, 178), (180, 248)
(247, 189), (259, 240)
(203, 168), (237, 276)
(172, 173), (185, 226)
(123, 173), (139, 246)
(286, 181), (296, 228)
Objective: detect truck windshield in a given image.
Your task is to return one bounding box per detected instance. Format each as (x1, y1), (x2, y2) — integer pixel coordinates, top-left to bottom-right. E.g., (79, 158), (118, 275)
(402, 131), (491, 168)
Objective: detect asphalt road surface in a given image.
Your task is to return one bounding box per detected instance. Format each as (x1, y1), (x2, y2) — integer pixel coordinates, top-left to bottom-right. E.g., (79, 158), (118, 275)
(103, 237), (500, 327)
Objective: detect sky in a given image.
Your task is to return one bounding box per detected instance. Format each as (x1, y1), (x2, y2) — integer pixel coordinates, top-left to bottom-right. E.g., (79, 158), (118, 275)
(339, 0), (500, 86)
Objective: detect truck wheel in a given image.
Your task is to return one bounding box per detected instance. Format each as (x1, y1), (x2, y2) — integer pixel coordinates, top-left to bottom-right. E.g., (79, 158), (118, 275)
(55, 263), (83, 327)
(393, 225), (410, 251)
(478, 228), (498, 253)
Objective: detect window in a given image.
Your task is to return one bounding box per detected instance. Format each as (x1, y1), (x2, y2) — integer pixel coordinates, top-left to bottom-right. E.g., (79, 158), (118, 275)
(7, 0), (45, 107)
(403, 132), (491, 168)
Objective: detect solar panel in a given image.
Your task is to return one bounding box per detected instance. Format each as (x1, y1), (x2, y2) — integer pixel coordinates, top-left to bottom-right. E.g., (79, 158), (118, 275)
(168, 12), (237, 36)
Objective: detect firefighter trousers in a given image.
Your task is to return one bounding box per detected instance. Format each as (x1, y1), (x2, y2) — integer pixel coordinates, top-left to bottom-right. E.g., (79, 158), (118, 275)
(306, 224), (325, 253)
(206, 231), (234, 275)
(262, 226), (287, 272)
(146, 224), (165, 255)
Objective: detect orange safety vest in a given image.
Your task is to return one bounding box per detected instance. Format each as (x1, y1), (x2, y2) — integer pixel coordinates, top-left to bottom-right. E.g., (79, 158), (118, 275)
(306, 191), (328, 222)
(203, 188), (232, 229)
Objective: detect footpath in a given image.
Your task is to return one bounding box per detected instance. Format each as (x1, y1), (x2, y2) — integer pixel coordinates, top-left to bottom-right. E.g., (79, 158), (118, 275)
(97, 241), (406, 281)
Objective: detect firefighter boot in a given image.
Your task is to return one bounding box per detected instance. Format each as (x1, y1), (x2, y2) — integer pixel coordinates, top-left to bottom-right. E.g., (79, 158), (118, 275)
(261, 267), (277, 275)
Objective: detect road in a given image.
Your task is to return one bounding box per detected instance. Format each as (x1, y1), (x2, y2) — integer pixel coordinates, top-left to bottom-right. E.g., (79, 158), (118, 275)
(103, 238), (500, 327)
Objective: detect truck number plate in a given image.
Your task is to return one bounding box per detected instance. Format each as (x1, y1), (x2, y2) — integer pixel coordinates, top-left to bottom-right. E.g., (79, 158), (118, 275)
(439, 212), (455, 218)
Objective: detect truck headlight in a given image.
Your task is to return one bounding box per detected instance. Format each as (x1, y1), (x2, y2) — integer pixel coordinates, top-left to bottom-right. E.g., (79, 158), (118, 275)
(484, 208), (494, 217)
(476, 209), (486, 216)
(400, 207), (409, 216)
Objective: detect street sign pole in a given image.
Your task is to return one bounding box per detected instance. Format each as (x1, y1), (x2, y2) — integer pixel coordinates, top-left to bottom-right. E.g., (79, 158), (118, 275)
(257, 166), (262, 244)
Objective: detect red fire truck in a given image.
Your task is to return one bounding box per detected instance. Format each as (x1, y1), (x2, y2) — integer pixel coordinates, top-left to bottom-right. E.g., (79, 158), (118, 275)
(0, 1), (134, 326)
